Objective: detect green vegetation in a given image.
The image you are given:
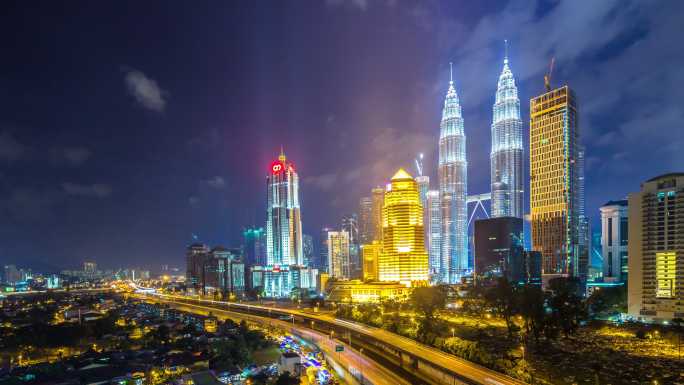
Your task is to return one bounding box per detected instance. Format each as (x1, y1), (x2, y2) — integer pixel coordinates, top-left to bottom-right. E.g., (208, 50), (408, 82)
(335, 279), (683, 384)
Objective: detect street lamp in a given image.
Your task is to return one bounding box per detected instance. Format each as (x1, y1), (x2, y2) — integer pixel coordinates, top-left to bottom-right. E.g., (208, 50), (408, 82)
(451, 328), (455, 338)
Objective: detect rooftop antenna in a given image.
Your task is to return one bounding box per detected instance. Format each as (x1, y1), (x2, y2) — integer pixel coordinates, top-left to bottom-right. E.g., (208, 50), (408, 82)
(504, 39), (509, 64)
(414, 153), (424, 176)
(449, 62), (453, 85)
(544, 56), (555, 92)
(279, 145), (286, 161)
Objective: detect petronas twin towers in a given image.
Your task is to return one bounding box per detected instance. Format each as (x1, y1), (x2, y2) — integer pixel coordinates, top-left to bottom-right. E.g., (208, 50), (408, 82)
(436, 46), (523, 283)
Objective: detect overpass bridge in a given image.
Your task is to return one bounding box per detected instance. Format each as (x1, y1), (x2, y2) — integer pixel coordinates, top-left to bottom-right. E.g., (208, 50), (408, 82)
(142, 293), (525, 385)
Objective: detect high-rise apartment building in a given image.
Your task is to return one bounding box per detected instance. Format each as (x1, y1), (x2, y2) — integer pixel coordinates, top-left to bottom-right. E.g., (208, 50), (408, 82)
(426, 190), (441, 279)
(628, 173), (684, 322)
(530, 85), (584, 283)
(378, 169), (429, 286)
(371, 187), (385, 242)
(266, 149), (303, 267)
(491, 49), (523, 219)
(327, 231), (351, 280)
(358, 196), (373, 244)
(600, 200), (629, 282)
(439, 64), (468, 283)
(341, 214), (360, 277)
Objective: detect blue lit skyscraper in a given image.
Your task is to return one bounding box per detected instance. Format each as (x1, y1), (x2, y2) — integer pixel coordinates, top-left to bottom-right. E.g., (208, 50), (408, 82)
(438, 63), (468, 283)
(491, 43), (523, 219)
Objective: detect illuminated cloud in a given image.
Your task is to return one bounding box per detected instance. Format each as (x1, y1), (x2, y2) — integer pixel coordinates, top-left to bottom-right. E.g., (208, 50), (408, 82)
(124, 69), (167, 112)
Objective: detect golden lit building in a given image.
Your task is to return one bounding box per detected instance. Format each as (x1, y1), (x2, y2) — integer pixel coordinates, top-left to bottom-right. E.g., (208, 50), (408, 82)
(378, 168), (429, 286)
(326, 280), (411, 303)
(628, 173), (684, 322)
(361, 241), (381, 281)
(529, 85), (584, 280)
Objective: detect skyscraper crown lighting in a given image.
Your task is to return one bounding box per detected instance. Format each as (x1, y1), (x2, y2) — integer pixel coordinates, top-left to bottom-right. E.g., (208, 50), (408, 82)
(438, 63), (468, 283)
(491, 42), (524, 218)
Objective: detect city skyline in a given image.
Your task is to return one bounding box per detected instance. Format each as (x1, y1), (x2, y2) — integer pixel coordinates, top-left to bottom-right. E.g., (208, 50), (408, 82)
(1, 1), (682, 271)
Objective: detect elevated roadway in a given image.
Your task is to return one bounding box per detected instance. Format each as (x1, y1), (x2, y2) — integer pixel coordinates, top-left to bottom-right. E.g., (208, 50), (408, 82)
(142, 293), (526, 385)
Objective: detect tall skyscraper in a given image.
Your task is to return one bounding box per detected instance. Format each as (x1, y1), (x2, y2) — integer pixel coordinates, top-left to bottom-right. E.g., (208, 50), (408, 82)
(302, 234), (314, 268)
(319, 227), (333, 272)
(628, 173), (683, 322)
(426, 190), (441, 279)
(327, 231), (351, 280)
(263, 149), (314, 297)
(371, 187), (384, 242)
(378, 169), (429, 286)
(438, 64), (468, 283)
(491, 46), (523, 218)
(266, 149), (303, 267)
(600, 200), (629, 283)
(473, 217), (523, 278)
(243, 227), (266, 267)
(358, 196), (373, 244)
(530, 85), (583, 282)
(342, 214), (360, 278)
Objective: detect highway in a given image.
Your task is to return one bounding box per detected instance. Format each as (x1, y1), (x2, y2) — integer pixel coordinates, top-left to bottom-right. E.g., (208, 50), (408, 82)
(142, 293), (526, 385)
(142, 296), (411, 385)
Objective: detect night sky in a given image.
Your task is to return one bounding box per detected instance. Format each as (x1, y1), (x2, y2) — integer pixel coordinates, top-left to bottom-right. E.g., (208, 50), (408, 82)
(1, 1), (682, 272)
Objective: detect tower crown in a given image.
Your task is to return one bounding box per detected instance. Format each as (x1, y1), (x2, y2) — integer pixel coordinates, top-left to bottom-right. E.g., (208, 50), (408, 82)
(391, 168), (413, 181)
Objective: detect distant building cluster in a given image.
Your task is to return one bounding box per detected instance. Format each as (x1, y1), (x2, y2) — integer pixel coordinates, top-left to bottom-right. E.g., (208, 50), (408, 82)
(173, 47), (682, 323)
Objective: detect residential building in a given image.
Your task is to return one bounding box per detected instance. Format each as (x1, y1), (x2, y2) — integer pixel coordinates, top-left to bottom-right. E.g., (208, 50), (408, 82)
(628, 173), (684, 322)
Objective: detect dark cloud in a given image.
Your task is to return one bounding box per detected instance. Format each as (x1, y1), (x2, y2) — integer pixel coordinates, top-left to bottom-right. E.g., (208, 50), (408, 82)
(50, 147), (92, 166)
(62, 182), (112, 198)
(0, 131), (26, 162)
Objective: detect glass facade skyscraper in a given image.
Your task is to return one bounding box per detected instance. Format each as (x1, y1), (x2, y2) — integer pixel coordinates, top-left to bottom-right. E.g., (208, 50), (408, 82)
(426, 190), (441, 280)
(530, 86), (583, 280)
(438, 65), (468, 283)
(491, 50), (523, 219)
(266, 149), (303, 267)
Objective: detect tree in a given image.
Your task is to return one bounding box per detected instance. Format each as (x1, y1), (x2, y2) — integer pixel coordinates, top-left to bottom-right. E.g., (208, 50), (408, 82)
(547, 277), (587, 337)
(411, 286), (447, 344)
(274, 372), (299, 385)
(517, 284), (546, 345)
(484, 278), (518, 338)
(587, 285), (626, 316)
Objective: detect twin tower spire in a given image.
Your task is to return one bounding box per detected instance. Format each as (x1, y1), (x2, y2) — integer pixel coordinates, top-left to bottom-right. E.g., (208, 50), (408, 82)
(436, 41), (523, 284)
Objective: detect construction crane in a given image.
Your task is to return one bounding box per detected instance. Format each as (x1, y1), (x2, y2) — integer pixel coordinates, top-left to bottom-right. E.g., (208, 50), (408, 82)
(544, 56), (555, 92)
(414, 153), (424, 176)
